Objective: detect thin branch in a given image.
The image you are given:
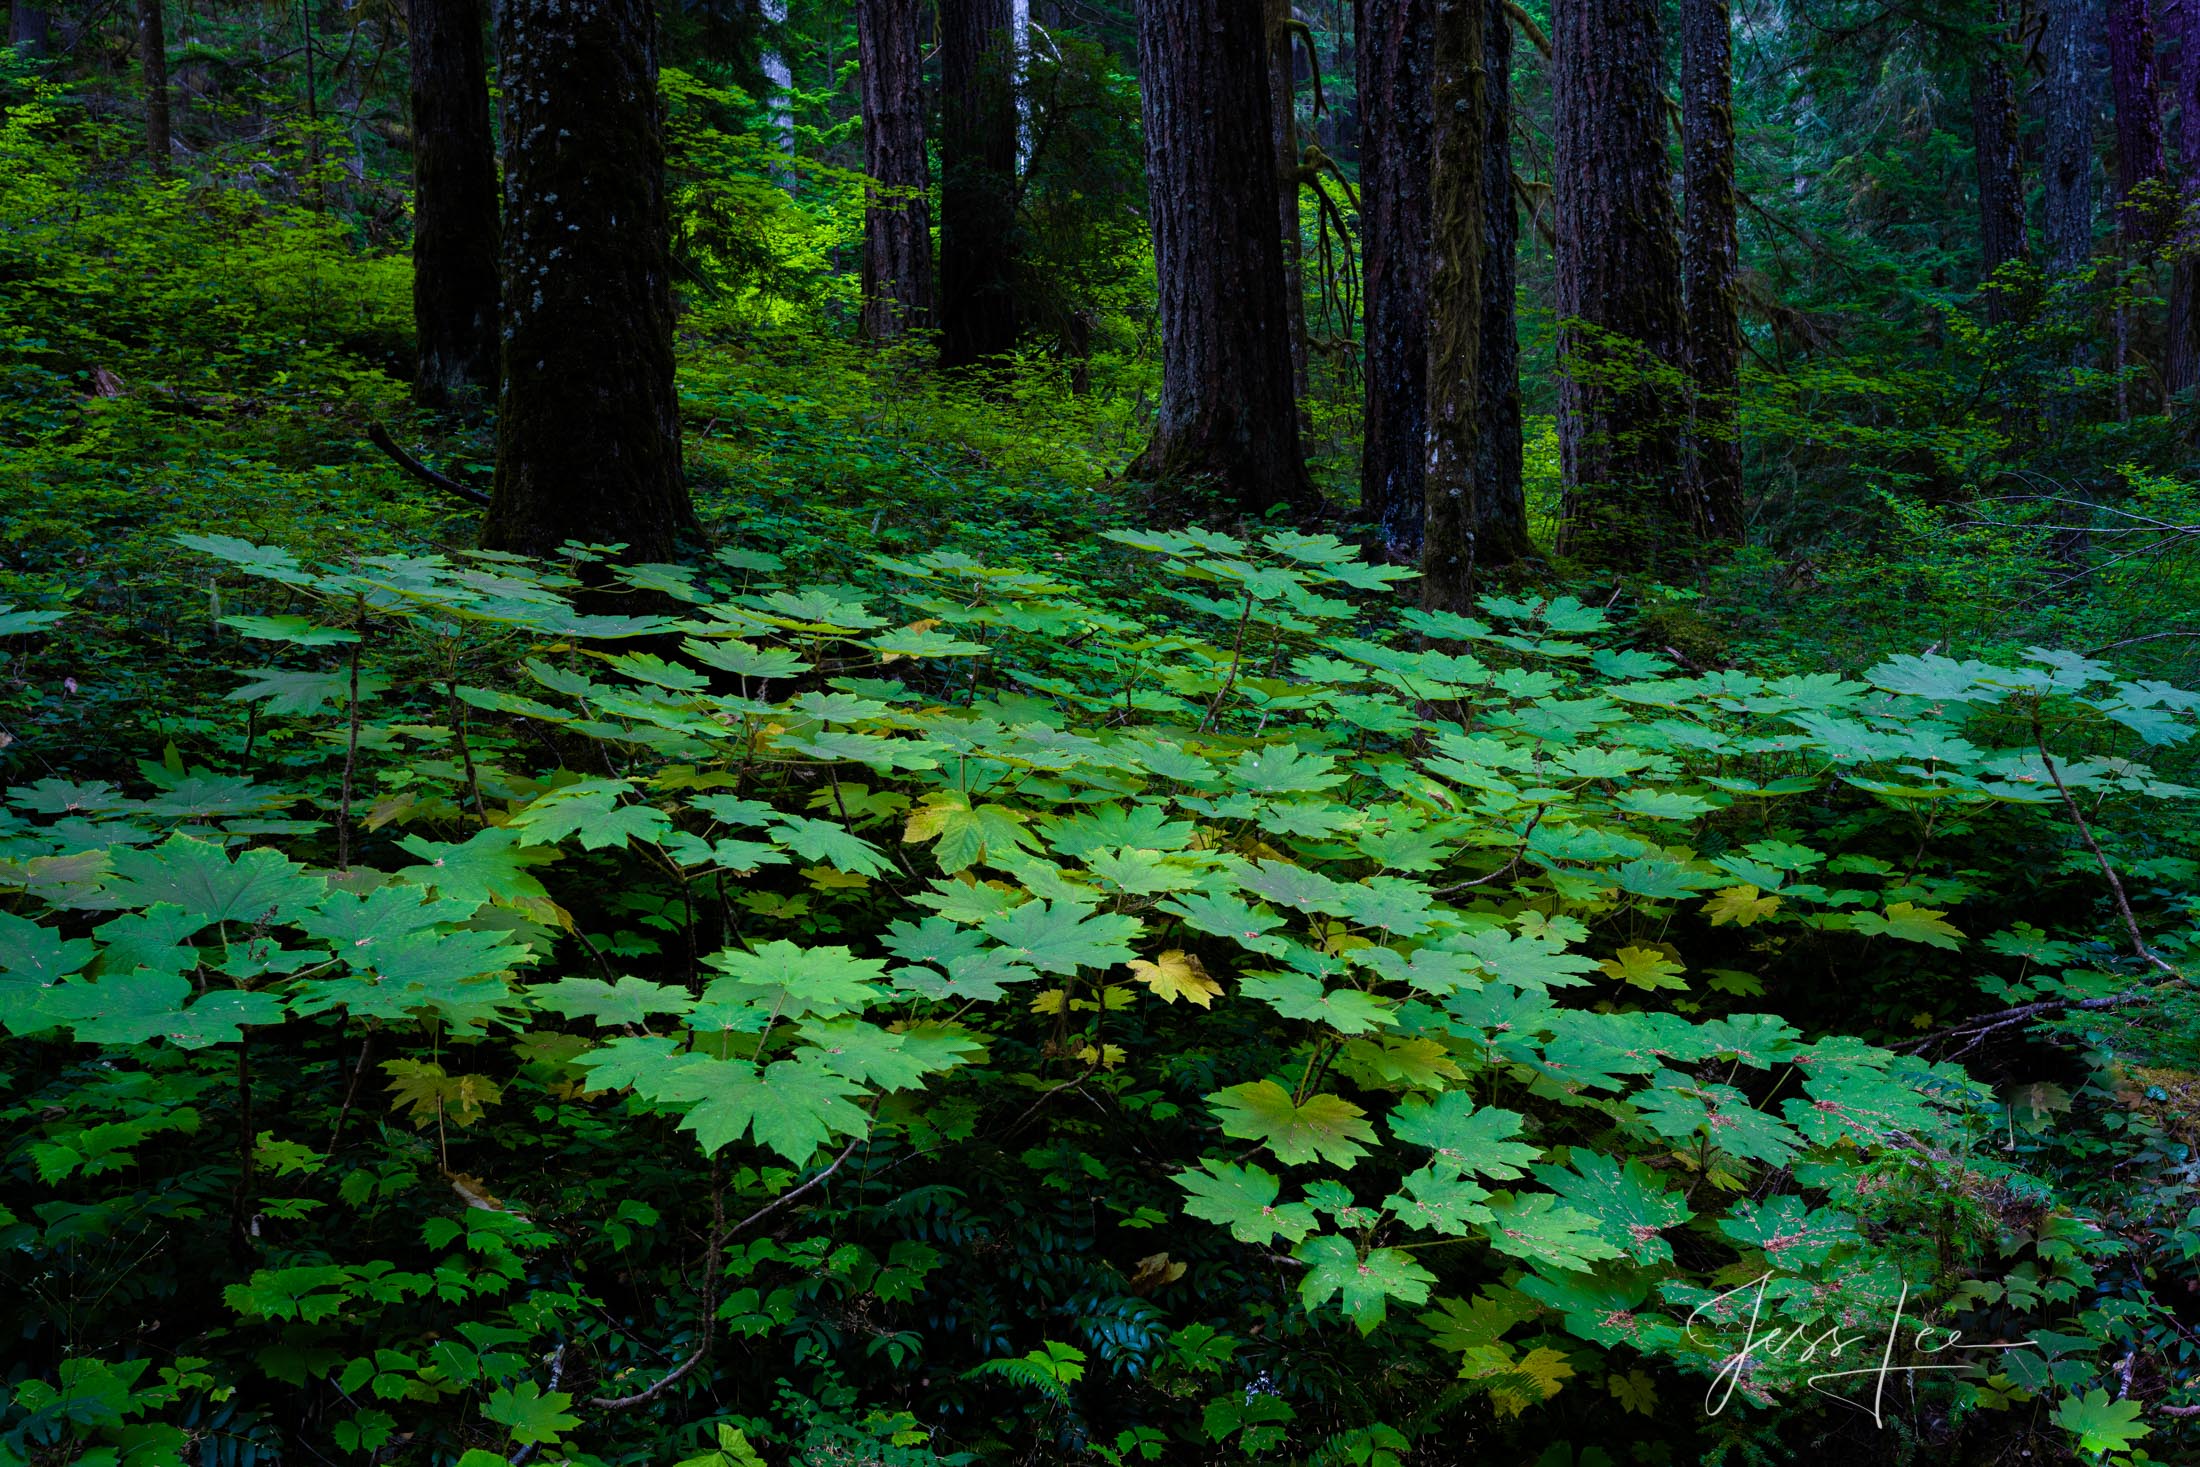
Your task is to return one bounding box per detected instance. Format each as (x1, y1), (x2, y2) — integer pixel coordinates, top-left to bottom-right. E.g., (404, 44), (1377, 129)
(366, 421), (491, 508)
(2030, 704), (2180, 978)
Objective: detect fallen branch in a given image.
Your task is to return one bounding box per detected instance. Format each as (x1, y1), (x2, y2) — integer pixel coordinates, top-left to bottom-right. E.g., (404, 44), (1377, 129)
(366, 421), (490, 508)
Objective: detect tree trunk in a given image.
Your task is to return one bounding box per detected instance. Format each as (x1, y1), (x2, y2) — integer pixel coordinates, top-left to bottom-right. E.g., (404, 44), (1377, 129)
(138, 0), (170, 171)
(409, 0), (501, 406)
(1681, 0), (1742, 539)
(483, 0), (698, 562)
(1268, 0), (1310, 406)
(856, 0), (932, 341)
(1472, 0), (1529, 568)
(1356, 0), (1431, 557)
(1419, 0), (1483, 612)
(9, 1), (50, 56)
(1128, 0), (1312, 512)
(2107, 0), (2166, 242)
(2167, 0), (2200, 410)
(939, 0), (1019, 369)
(2044, 0), (2098, 277)
(1972, 0), (2027, 324)
(1552, 0), (1691, 570)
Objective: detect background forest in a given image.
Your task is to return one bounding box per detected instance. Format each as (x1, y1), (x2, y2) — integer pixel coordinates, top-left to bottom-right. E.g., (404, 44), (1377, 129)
(6, 0), (2200, 1462)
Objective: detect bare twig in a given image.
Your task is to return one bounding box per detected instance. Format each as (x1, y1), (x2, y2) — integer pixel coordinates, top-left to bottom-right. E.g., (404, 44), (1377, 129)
(366, 421), (491, 508)
(2031, 704), (2180, 979)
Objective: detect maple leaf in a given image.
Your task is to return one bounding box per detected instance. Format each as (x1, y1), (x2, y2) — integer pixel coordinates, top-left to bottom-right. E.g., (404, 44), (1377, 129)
(530, 976), (695, 1027)
(1702, 884), (1782, 927)
(902, 794), (1038, 874)
(1292, 1234), (1436, 1333)
(484, 1382), (580, 1446)
(104, 837), (322, 925)
(381, 1060), (503, 1129)
(1480, 1191), (1626, 1272)
(978, 899), (1141, 974)
(1598, 945), (1688, 992)
(1533, 1151), (1692, 1264)
(1209, 1080), (1376, 1168)
(1387, 1093), (1538, 1179)
(1127, 949), (1223, 1007)
(2051, 1389), (2150, 1456)
(1158, 890), (1292, 956)
(1176, 1159), (1317, 1245)
(1849, 901), (1965, 949)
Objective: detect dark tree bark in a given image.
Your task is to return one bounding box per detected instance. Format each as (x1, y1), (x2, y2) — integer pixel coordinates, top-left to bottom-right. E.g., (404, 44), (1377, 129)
(1419, 0), (1484, 611)
(1552, 0), (1691, 569)
(1268, 0), (1310, 405)
(1356, 0), (1432, 556)
(1680, 0), (1742, 539)
(1972, 0), (2028, 324)
(939, 0), (1019, 369)
(483, 0), (698, 562)
(1472, 0), (1528, 567)
(1128, 0), (1313, 512)
(2167, 0), (2200, 408)
(856, 0), (933, 341)
(2044, 0), (2098, 276)
(408, 0), (501, 405)
(138, 0), (170, 171)
(10, 1), (49, 57)
(2107, 0), (2166, 242)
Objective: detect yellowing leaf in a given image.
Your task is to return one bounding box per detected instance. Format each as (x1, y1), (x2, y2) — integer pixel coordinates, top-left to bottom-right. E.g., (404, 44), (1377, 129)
(1702, 884), (1781, 927)
(1127, 949), (1224, 1007)
(1076, 1042), (1128, 1069)
(1608, 1368), (1657, 1415)
(1030, 988), (1067, 1014)
(1597, 945), (1687, 992)
(1850, 901), (1965, 949)
(802, 865), (871, 891)
(381, 1060), (503, 1129)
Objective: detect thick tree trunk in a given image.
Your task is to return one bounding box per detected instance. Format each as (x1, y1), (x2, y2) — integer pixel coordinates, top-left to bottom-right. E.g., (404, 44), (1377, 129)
(2167, 0), (2200, 409)
(1552, 0), (1691, 570)
(1356, 0), (1431, 557)
(1681, 0), (1742, 539)
(1972, 0), (2027, 324)
(1268, 0), (1310, 405)
(2107, 0), (2166, 242)
(138, 0), (170, 171)
(856, 0), (932, 341)
(9, 2), (50, 56)
(1419, 0), (1483, 611)
(1129, 0), (1312, 512)
(2044, 0), (2098, 277)
(408, 0), (501, 406)
(483, 0), (698, 562)
(1472, 0), (1528, 567)
(939, 0), (1019, 369)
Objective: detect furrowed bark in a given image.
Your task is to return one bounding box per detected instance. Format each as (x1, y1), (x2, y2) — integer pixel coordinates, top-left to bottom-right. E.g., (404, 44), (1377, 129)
(409, 0), (501, 405)
(1681, 0), (1743, 539)
(1420, 0), (1484, 611)
(2043, 0), (2097, 278)
(2168, 0), (2200, 411)
(1971, 0), (2027, 325)
(939, 0), (1019, 369)
(1552, 0), (1691, 570)
(856, 0), (933, 341)
(1356, 0), (1432, 556)
(483, 0), (699, 562)
(1472, 0), (1529, 568)
(1128, 0), (1313, 513)
(138, 0), (170, 171)
(1269, 0), (1310, 405)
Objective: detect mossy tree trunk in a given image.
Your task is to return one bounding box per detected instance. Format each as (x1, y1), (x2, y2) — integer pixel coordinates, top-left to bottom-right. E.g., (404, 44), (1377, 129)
(408, 0), (500, 406)
(483, 0), (698, 562)
(939, 0), (1019, 369)
(1129, 0), (1312, 513)
(138, 0), (170, 171)
(1680, 0), (1743, 539)
(1552, 0), (1691, 570)
(1356, 0), (1431, 557)
(2043, 0), (2097, 279)
(856, 0), (932, 341)
(1419, 0), (1484, 612)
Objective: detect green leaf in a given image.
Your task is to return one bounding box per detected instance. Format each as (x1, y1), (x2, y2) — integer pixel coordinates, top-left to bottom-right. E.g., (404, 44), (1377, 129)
(104, 836), (322, 924)
(531, 976), (695, 1027)
(1848, 901), (1965, 949)
(1480, 1192), (1626, 1273)
(227, 666), (390, 716)
(702, 941), (887, 1020)
(647, 1052), (871, 1161)
(1387, 1094), (1538, 1179)
(978, 899), (1141, 974)
(218, 614), (358, 646)
(1209, 1080), (1376, 1168)
(1532, 1152), (1691, 1264)
(393, 828), (559, 906)
(1176, 1160), (1317, 1245)
(1292, 1235), (1436, 1333)
(2051, 1388), (2150, 1456)
(483, 1381), (580, 1446)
